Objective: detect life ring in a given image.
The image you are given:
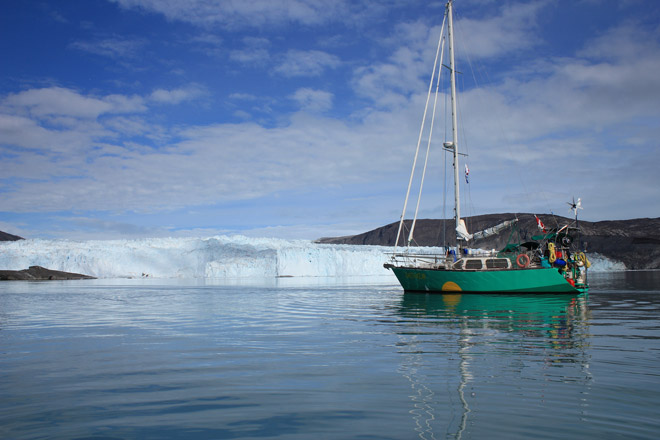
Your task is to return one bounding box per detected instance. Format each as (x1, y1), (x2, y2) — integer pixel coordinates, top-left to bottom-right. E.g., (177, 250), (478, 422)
(516, 254), (530, 268)
(548, 243), (556, 263)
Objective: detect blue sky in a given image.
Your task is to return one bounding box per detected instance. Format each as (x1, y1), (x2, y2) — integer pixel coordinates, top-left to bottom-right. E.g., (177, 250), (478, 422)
(1, 0), (659, 240)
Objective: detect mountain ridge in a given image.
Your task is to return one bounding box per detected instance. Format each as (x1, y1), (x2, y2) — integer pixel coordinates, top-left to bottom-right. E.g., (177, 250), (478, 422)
(0, 231), (23, 241)
(316, 213), (660, 270)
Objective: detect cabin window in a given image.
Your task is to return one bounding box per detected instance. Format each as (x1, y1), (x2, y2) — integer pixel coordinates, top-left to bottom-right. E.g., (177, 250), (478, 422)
(464, 259), (483, 270)
(486, 258), (509, 269)
(453, 260), (464, 270)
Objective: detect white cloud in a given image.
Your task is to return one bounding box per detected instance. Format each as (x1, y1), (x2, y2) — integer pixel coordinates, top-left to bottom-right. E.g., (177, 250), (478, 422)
(68, 217), (167, 237)
(110, 0), (355, 28)
(150, 85), (205, 104)
(230, 48), (270, 65)
(233, 110), (252, 120)
(0, 92), (418, 214)
(455, 1), (546, 59)
(0, 113), (109, 155)
(228, 93), (258, 101)
(291, 88), (333, 112)
(274, 49), (341, 77)
(352, 0), (548, 108)
(577, 21), (660, 62)
(103, 93), (148, 113)
(70, 36), (145, 59)
(189, 33), (223, 46)
(103, 116), (167, 142)
(0, 114), (51, 148)
(0, 85), (194, 162)
(229, 36), (271, 65)
(3, 1), (660, 234)
(3, 87), (146, 119)
(353, 22), (437, 107)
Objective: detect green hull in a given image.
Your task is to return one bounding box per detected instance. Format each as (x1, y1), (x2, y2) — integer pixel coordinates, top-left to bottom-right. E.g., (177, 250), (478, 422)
(391, 266), (587, 294)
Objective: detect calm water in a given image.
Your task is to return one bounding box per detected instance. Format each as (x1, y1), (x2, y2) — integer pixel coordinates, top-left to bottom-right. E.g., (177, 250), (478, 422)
(1, 272), (659, 439)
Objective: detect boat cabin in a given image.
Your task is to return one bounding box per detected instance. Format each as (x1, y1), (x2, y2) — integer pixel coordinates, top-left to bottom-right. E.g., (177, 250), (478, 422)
(452, 257), (511, 271)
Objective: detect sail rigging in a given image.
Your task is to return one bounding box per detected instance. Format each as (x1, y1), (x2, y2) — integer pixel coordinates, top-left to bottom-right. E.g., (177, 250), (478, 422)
(394, 13), (448, 251)
(394, 0), (466, 250)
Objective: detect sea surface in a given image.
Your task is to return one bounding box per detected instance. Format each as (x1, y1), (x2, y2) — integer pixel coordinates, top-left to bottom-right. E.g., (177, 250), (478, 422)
(1, 271), (659, 439)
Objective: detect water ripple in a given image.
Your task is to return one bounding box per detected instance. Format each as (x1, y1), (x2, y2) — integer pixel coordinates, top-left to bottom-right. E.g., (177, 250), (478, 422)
(2, 275), (660, 439)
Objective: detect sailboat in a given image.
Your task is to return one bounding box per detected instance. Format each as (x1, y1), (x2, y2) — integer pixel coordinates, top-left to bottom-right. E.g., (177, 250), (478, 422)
(384, 0), (589, 294)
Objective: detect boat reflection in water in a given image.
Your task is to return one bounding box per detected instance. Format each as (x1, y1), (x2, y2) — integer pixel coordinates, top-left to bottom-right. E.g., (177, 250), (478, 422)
(394, 293), (590, 439)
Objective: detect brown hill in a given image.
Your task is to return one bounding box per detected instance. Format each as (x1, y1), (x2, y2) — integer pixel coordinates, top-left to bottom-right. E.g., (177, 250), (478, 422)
(317, 214), (660, 270)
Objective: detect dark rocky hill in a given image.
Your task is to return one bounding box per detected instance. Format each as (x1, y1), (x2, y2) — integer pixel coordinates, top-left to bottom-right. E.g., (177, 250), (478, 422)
(0, 230), (23, 241)
(317, 214), (660, 270)
(0, 266), (96, 281)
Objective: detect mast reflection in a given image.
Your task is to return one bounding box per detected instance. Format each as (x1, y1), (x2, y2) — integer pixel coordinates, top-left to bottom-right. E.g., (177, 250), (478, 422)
(394, 293), (590, 439)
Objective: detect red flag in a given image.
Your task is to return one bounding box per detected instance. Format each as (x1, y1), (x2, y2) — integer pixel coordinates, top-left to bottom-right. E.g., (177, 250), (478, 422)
(535, 215), (546, 233)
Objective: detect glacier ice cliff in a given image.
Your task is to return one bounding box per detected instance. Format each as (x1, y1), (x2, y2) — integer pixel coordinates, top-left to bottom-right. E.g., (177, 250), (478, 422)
(0, 235), (625, 279)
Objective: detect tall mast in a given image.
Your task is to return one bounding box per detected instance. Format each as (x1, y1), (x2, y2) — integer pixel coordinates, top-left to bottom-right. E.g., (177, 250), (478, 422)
(447, 0), (461, 235)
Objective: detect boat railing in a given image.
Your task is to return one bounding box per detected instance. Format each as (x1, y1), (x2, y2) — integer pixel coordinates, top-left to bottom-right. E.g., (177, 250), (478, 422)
(386, 252), (448, 268)
(386, 248), (505, 268)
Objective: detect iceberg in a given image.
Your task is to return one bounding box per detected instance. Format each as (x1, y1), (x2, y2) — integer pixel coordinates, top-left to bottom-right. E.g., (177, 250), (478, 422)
(0, 235), (624, 279)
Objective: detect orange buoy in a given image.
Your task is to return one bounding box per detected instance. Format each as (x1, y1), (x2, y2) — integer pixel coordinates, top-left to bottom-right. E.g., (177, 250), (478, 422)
(516, 254), (530, 268)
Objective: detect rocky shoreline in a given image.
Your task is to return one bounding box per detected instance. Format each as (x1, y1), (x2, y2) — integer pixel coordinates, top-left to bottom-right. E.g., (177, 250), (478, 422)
(0, 266), (96, 281)
(0, 232), (96, 280)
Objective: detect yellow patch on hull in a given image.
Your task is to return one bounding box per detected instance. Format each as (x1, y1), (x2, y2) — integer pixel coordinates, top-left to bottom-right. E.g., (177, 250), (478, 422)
(442, 281), (462, 292)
